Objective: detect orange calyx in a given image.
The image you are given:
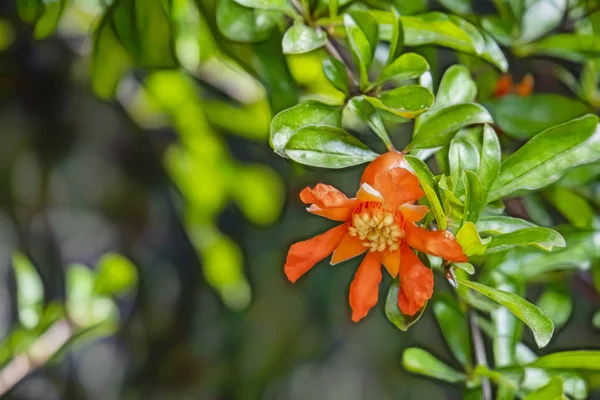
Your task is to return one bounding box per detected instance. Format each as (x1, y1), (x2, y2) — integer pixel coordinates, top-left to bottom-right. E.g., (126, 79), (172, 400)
(348, 202), (404, 253)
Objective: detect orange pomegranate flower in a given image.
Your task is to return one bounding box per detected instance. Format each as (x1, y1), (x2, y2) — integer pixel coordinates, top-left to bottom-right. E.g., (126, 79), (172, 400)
(284, 153), (467, 322)
(494, 73), (534, 98)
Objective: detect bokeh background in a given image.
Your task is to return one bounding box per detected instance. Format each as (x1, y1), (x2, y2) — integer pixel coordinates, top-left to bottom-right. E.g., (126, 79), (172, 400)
(0, 0), (599, 399)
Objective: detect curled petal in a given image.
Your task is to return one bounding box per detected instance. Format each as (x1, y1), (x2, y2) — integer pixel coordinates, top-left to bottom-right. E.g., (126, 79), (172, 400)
(307, 204), (355, 222)
(361, 152), (405, 186)
(331, 232), (367, 265)
(356, 183), (384, 203)
(349, 251), (382, 322)
(404, 223), (468, 262)
(374, 168), (424, 210)
(398, 245), (434, 316)
(399, 204), (429, 222)
(381, 249), (400, 277)
(300, 184), (357, 209)
(285, 224), (347, 283)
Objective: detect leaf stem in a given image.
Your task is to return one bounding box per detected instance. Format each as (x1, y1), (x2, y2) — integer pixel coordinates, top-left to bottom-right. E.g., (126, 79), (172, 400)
(469, 310), (492, 400)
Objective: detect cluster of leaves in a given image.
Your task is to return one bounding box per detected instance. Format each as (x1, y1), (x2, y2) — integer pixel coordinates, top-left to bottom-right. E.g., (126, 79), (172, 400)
(14, 0), (600, 398)
(0, 252), (137, 368)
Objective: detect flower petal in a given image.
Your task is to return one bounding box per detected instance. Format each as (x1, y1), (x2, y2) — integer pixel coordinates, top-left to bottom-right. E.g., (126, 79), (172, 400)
(349, 251), (382, 322)
(300, 184), (356, 208)
(374, 168), (425, 210)
(361, 152), (406, 186)
(331, 232), (367, 265)
(307, 204), (355, 222)
(399, 204), (429, 222)
(284, 224), (347, 283)
(381, 249), (400, 277)
(356, 183), (384, 203)
(404, 222), (468, 262)
(398, 245), (433, 316)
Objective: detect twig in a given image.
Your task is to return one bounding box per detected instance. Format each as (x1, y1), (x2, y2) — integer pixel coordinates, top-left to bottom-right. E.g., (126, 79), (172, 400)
(0, 320), (75, 396)
(469, 311), (492, 400)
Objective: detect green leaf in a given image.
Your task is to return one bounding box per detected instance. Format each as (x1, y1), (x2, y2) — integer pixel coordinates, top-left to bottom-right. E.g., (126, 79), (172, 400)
(524, 376), (564, 400)
(403, 348), (466, 383)
(94, 253), (138, 297)
(477, 216), (537, 235)
(385, 278), (426, 331)
(347, 96), (392, 150)
(530, 351), (600, 370)
(520, 0), (566, 43)
(486, 227), (566, 253)
(433, 64), (477, 110)
(284, 125), (378, 168)
(234, 0), (295, 15)
(479, 125), (501, 197)
(457, 278), (554, 348)
(453, 262), (474, 274)
(386, 7), (403, 65)
(457, 222), (491, 256)
(18, 0), (69, 39)
(439, 0), (472, 15)
(490, 114), (600, 201)
(404, 156), (447, 230)
(282, 23), (327, 54)
(378, 53), (429, 85)
(270, 101), (342, 155)
(491, 278), (523, 367)
(344, 11), (378, 89)
(366, 85), (434, 118)
(449, 139), (480, 197)
(12, 252), (44, 329)
(483, 94), (592, 140)
(217, 0), (280, 42)
(593, 311), (600, 329)
(433, 295), (472, 369)
(545, 186), (594, 229)
(323, 58), (349, 95)
(410, 103), (493, 149)
(536, 289), (572, 329)
(516, 34), (600, 63)
(462, 170), (486, 225)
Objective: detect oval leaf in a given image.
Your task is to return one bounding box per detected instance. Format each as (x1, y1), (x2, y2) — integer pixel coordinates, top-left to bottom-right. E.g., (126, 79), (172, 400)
(530, 351), (600, 370)
(379, 52), (430, 85)
(323, 58), (349, 95)
(282, 23), (327, 54)
(403, 348), (466, 383)
(367, 85), (434, 118)
(385, 278), (426, 331)
(485, 227), (566, 253)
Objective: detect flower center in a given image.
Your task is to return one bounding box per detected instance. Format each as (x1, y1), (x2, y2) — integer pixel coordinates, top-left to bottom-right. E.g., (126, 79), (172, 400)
(348, 202), (404, 252)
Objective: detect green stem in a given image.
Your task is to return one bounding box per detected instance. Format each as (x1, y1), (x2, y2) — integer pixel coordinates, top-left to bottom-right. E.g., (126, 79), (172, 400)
(469, 310), (492, 400)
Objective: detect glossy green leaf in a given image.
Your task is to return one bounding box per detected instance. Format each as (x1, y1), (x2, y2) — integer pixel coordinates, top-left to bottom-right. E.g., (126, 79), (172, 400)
(284, 125), (377, 168)
(462, 170), (486, 224)
(491, 278), (523, 367)
(323, 58), (349, 95)
(282, 23), (327, 54)
(453, 262), (474, 274)
(217, 0), (279, 42)
(404, 156), (447, 230)
(477, 216), (537, 235)
(457, 222), (491, 256)
(449, 139), (480, 197)
(12, 252), (44, 329)
(520, 0), (566, 43)
(483, 94), (592, 140)
(402, 348), (466, 383)
(516, 34), (600, 63)
(378, 53), (429, 85)
(531, 351), (600, 370)
(545, 186), (594, 229)
(457, 278), (554, 348)
(410, 103), (493, 149)
(433, 295), (472, 368)
(270, 101), (342, 155)
(536, 289), (572, 328)
(385, 278), (426, 331)
(486, 227), (566, 253)
(94, 253), (138, 297)
(524, 376), (564, 400)
(386, 7), (403, 65)
(347, 96), (392, 150)
(434, 64), (477, 110)
(479, 125), (501, 197)
(366, 85), (434, 118)
(489, 115), (600, 201)
(233, 0), (295, 14)
(344, 11), (378, 89)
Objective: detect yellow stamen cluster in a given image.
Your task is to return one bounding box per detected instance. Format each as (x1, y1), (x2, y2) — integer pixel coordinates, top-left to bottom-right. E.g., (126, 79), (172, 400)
(348, 207), (404, 252)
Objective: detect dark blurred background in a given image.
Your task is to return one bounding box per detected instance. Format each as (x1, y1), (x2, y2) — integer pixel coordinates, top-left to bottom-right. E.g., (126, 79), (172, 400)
(0, 0), (599, 399)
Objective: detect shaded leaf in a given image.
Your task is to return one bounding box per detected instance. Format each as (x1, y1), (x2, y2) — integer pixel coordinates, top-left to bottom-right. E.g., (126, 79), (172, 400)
(217, 0), (280, 42)
(385, 278), (426, 331)
(433, 295), (472, 369)
(344, 11), (378, 89)
(545, 186), (594, 229)
(348, 96), (392, 149)
(404, 156), (447, 230)
(323, 58), (349, 95)
(536, 289), (572, 329)
(479, 124), (501, 197)
(462, 170), (486, 224)
(402, 348), (466, 383)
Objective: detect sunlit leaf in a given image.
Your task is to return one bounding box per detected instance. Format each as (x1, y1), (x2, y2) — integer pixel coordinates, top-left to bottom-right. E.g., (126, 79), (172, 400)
(404, 156), (447, 230)
(403, 348), (466, 383)
(366, 85), (434, 118)
(524, 376), (564, 400)
(516, 33), (600, 63)
(530, 351), (600, 370)
(477, 216), (537, 235)
(282, 22), (327, 54)
(234, 0), (296, 15)
(520, 0), (566, 43)
(386, 7), (403, 65)
(458, 278), (554, 348)
(462, 170), (486, 224)
(217, 0), (280, 42)
(545, 186), (594, 229)
(284, 125), (378, 168)
(449, 138), (480, 197)
(12, 252), (44, 329)
(378, 53), (429, 85)
(479, 125), (501, 197)
(485, 228), (566, 253)
(95, 253), (138, 297)
(457, 222), (491, 256)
